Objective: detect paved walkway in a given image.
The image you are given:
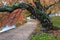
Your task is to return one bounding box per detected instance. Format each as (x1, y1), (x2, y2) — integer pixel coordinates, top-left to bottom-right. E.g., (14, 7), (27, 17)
(0, 19), (38, 40)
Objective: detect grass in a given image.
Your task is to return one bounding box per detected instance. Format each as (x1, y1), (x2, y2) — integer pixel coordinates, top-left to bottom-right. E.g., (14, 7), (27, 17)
(30, 32), (60, 40)
(29, 16), (60, 40)
(51, 16), (60, 28)
(31, 33), (57, 40)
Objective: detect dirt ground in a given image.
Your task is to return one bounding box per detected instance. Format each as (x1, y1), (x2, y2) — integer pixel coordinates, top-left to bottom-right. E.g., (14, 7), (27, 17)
(0, 19), (38, 40)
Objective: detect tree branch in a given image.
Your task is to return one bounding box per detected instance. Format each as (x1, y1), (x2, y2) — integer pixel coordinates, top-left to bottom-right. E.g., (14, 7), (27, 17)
(45, 0), (60, 10)
(0, 2), (53, 30)
(33, 0), (44, 11)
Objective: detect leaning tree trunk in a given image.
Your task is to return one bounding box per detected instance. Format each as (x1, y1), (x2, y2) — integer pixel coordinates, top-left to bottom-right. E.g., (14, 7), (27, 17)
(0, 2), (53, 31)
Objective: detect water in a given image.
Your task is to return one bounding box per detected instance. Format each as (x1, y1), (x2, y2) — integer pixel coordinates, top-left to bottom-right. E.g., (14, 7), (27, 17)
(0, 25), (15, 33)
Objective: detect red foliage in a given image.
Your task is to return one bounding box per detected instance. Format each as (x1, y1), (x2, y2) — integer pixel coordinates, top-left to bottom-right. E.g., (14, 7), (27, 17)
(0, 9), (26, 28)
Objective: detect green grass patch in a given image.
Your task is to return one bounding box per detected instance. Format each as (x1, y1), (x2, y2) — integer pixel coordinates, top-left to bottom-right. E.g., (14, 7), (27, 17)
(29, 16), (60, 40)
(51, 16), (60, 28)
(30, 33), (58, 40)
